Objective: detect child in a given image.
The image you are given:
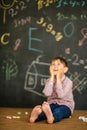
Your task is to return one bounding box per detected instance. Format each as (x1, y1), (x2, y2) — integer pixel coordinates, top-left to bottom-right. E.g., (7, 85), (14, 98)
(29, 56), (75, 124)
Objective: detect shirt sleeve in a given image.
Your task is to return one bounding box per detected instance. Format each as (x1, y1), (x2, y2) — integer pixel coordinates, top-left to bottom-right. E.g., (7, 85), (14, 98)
(55, 79), (73, 98)
(42, 79), (54, 96)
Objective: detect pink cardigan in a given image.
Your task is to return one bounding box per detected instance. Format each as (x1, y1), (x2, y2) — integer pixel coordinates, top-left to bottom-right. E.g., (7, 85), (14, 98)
(43, 75), (75, 114)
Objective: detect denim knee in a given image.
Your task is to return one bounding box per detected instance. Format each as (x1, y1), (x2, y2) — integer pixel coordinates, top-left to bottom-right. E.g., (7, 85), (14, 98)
(53, 105), (71, 123)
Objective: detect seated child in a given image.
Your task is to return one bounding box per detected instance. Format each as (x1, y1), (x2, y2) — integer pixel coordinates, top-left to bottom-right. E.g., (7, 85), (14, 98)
(29, 56), (75, 124)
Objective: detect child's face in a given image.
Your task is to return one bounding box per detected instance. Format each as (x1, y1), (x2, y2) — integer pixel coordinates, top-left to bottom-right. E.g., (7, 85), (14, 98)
(50, 59), (67, 75)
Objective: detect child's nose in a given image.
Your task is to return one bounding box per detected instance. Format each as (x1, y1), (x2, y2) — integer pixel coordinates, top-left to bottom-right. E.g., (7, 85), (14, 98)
(54, 65), (58, 68)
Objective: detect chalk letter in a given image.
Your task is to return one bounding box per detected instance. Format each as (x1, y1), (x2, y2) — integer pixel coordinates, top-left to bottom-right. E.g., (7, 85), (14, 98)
(1, 33), (10, 45)
(28, 27), (43, 53)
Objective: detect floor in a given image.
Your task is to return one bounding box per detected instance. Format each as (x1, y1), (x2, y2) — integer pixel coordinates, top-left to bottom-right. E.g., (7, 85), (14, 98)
(0, 108), (87, 130)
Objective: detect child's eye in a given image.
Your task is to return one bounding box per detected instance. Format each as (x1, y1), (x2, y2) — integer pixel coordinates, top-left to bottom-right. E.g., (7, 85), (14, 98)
(58, 62), (61, 65)
(51, 63), (54, 65)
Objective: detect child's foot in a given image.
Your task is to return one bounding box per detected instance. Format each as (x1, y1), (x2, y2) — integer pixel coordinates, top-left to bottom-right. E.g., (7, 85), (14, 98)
(29, 105), (42, 123)
(42, 102), (54, 124)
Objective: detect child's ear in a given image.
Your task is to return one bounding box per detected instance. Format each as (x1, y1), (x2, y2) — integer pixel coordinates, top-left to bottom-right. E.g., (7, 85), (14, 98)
(64, 67), (68, 73)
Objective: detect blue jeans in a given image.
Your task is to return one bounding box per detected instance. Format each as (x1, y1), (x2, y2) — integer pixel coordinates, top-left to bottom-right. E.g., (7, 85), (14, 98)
(36, 103), (71, 123)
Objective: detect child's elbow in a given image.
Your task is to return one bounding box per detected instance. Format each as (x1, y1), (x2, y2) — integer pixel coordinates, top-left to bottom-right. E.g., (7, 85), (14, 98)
(43, 90), (51, 97)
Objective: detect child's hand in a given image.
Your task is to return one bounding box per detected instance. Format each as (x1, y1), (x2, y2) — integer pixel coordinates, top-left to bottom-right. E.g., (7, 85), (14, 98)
(49, 65), (55, 81)
(56, 69), (64, 83)
(49, 66), (53, 75)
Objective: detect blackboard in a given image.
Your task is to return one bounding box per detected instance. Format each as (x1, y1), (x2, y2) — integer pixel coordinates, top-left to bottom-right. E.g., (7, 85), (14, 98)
(0, 0), (87, 109)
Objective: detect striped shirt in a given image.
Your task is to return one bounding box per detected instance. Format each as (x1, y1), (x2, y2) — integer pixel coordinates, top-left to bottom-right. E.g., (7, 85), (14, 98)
(43, 75), (75, 114)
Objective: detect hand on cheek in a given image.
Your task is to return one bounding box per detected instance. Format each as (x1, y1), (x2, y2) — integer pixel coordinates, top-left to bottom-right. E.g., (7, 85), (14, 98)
(49, 66), (55, 81)
(56, 70), (64, 83)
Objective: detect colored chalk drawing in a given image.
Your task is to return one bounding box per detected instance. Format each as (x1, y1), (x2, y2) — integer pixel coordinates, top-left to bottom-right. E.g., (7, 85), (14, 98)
(1, 58), (18, 80)
(0, 0), (17, 24)
(68, 72), (87, 94)
(78, 28), (87, 46)
(24, 55), (50, 97)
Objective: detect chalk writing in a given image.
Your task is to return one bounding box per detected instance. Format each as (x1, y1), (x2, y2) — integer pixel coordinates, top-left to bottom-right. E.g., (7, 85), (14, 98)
(56, 12), (77, 21)
(1, 58), (18, 80)
(72, 53), (87, 69)
(37, 17), (75, 40)
(8, 0), (30, 18)
(56, 0), (86, 8)
(64, 22), (74, 38)
(0, 33), (10, 45)
(37, 0), (57, 10)
(14, 16), (31, 28)
(36, 17), (63, 41)
(65, 48), (71, 54)
(0, 0), (17, 24)
(72, 54), (80, 66)
(78, 28), (87, 46)
(13, 38), (21, 51)
(24, 55), (50, 97)
(56, 12), (87, 21)
(61, 53), (87, 69)
(68, 72), (87, 93)
(28, 27), (43, 53)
